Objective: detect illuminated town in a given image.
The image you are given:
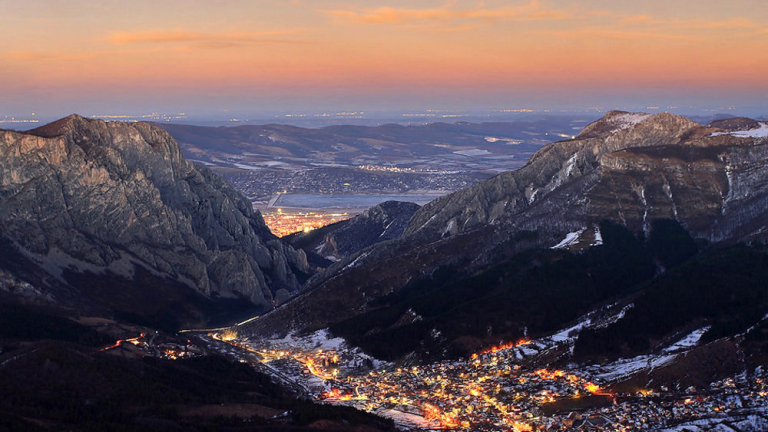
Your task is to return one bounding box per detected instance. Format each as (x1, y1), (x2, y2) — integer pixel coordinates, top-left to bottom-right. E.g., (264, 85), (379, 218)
(90, 112), (188, 122)
(200, 330), (768, 432)
(100, 332), (205, 360)
(261, 209), (350, 237)
(357, 165), (454, 174)
(0, 114), (40, 125)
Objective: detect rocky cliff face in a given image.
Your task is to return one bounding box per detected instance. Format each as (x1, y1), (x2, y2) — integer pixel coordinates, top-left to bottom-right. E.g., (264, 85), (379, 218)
(244, 112), (768, 335)
(406, 112), (703, 238)
(405, 111), (768, 244)
(0, 115), (308, 309)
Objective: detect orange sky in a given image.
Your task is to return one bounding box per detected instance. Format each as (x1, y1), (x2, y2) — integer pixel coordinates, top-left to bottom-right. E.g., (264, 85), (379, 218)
(2, 0), (767, 116)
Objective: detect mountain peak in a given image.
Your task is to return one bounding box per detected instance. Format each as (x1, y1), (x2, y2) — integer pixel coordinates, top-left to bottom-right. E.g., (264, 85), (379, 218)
(404, 110), (719, 241)
(575, 110), (647, 138)
(27, 114), (91, 138)
(576, 111), (699, 140)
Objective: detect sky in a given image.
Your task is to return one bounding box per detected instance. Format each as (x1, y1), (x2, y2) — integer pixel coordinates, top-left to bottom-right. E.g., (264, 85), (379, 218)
(2, 0), (768, 119)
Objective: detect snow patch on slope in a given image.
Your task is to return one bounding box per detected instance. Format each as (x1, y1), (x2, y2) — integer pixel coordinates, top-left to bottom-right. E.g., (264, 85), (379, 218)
(343, 251), (370, 270)
(270, 329), (389, 369)
(538, 303), (633, 349)
(591, 226), (603, 246)
(662, 326), (711, 354)
(661, 412), (768, 432)
(551, 228), (586, 249)
(442, 220), (455, 237)
(415, 213), (438, 233)
(587, 353), (677, 382)
(549, 320), (591, 343)
(712, 123), (768, 138)
(562, 153), (578, 178)
(584, 326), (710, 383)
(609, 113), (652, 132)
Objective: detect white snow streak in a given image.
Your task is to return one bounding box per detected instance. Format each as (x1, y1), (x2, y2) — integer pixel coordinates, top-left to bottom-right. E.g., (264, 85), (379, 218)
(662, 326), (711, 354)
(711, 123), (768, 138)
(563, 154), (578, 178)
(551, 228), (586, 249)
(591, 226), (603, 246)
(609, 113), (652, 132)
(588, 353), (677, 382)
(343, 251), (370, 270)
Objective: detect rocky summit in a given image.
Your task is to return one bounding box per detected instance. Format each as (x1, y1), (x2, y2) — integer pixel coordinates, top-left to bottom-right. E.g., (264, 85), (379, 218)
(406, 111), (768, 243)
(0, 115), (308, 311)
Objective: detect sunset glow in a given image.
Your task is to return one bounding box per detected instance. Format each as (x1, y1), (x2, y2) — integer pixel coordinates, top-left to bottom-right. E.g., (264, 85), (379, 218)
(2, 0), (767, 117)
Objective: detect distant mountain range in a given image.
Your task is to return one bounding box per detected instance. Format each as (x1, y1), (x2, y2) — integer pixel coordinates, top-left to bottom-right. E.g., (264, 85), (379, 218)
(153, 117), (607, 210)
(153, 118), (588, 174)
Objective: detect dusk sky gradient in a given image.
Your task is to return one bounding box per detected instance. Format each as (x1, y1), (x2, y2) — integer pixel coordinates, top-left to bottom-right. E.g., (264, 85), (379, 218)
(2, 0), (767, 118)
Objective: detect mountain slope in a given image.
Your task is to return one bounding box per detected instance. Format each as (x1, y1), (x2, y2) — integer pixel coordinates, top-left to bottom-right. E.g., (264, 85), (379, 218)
(405, 112), (768, 244)
(0, 115), (309, 319)
(285, 200), (420, 262)
(243, 112), (768, 338)
(407, 112), (702, 238)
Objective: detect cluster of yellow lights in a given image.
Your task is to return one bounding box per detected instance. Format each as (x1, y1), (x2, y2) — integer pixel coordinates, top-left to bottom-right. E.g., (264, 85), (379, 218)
(262, 209), (350, 237)
(245, 336), (611, 431)
(0, 119), (39, 124)
(219, 328), (238, 341)
(99, 335), (143, 351)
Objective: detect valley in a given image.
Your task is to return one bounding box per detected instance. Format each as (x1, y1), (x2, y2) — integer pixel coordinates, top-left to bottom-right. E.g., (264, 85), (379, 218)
(3, 112), (768, 432)
(155, 117), (593, 236)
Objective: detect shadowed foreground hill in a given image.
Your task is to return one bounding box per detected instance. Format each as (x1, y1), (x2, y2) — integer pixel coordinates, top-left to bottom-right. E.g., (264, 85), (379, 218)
(0, 321), (395, 432)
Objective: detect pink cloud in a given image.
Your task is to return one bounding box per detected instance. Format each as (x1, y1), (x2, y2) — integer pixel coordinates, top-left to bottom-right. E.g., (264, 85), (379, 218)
(105, 29), (307, 46)
(324, 1), (570, 25)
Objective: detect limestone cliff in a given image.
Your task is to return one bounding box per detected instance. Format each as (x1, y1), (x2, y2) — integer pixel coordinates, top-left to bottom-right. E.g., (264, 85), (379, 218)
(406, 112), (768, 244)
(0, 115), (308, 309)
(405, 111), (709, 239)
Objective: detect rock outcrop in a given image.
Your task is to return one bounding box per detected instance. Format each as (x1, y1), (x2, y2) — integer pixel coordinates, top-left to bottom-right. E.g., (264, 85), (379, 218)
(0, 115), (308, 309)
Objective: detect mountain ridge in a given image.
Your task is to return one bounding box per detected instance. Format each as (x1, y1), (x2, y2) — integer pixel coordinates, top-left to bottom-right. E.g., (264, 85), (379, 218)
(243, 111), (768, 338)
(405, 111), (708, 239)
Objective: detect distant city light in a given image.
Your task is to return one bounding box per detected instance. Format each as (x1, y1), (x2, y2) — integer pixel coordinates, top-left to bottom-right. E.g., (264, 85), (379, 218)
(262, 209), (351, 237)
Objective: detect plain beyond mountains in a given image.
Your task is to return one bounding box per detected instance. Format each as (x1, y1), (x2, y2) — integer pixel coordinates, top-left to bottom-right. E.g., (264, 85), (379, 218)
(2, 107), (767, 130)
